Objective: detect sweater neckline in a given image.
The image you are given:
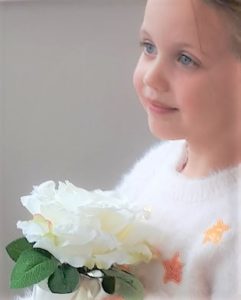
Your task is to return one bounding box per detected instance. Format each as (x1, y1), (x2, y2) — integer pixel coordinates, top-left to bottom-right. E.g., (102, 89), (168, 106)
(168, 139), (241, 187)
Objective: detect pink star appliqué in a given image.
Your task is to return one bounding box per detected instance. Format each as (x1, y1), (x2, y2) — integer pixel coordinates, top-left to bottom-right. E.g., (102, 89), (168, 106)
(162, 252), (183, 284)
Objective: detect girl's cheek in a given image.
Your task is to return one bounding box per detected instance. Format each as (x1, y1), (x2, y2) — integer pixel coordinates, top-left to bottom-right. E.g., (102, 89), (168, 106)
(133, 64), (143, 96)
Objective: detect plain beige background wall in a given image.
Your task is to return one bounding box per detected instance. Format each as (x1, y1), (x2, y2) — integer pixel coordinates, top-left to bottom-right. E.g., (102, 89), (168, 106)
(0, 3), (5, 298)
(0, 0), (157, 299)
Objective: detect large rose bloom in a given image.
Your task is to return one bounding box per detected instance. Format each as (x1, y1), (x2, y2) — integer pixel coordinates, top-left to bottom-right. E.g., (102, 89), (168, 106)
(17, 181), (159, 269)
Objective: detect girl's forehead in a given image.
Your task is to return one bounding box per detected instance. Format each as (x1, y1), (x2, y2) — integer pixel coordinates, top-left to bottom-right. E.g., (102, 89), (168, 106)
(143, 0), (232, 58)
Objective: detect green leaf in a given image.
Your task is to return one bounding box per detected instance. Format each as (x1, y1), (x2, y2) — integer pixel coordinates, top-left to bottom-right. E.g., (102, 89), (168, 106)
(103, 269), (144, 300)
(102, 276), (115, 295)
(6, 237), (33, 262)
(48, 264), (79, 294)
(10, 248), (58, 289)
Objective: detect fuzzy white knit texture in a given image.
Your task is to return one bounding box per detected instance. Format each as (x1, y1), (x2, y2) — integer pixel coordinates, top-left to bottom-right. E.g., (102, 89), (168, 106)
(16, 139), (241, 300)
(116, 139), (241, 300)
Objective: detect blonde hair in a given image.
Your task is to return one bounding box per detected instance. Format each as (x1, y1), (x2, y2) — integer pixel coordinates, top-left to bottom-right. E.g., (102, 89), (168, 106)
(203, 0), (241, 59)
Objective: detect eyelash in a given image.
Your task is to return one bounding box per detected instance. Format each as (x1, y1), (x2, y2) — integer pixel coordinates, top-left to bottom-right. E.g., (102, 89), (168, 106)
(140, 41), (157, 55)
(139, 41), (198, 67)
(177, 54), (197, 67)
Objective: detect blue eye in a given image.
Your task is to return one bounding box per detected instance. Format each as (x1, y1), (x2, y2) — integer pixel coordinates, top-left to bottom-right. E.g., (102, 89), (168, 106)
(140, 42), (157, 55)
(178, 54), (196, 66)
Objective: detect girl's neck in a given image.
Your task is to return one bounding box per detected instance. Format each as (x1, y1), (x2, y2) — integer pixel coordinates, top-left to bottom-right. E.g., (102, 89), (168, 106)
(180, 138), (241, 179)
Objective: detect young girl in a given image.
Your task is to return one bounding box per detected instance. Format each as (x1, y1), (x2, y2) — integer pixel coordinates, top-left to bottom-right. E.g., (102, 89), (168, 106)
(18, 0), (241, 299)
(106, 0), (241, 299)
(106, 0), (241, 300)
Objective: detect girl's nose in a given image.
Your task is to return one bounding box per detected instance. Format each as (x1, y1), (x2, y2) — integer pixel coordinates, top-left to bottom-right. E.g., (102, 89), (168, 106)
(143, 60), (169, 93)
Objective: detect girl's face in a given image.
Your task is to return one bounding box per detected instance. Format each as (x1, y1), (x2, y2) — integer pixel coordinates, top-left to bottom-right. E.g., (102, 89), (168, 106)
(133, 0), (241, 143)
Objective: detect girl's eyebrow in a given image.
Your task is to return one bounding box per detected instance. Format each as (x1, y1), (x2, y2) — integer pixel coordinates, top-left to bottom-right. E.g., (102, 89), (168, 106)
(174, 42), (197, 50)
(174, 42), (209, 58)
(139, 28), (151, 38)
(140, 28), (196, 49)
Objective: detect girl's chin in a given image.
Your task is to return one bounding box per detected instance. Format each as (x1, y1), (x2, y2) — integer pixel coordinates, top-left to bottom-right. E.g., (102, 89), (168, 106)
(147, 120), (184, 140)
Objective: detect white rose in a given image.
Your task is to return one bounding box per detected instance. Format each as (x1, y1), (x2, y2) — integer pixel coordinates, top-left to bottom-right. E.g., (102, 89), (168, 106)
(17, 181), (159, 269)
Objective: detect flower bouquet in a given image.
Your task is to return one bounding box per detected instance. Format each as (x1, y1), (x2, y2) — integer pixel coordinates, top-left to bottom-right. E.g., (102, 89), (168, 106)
(6, 181), (160, 300)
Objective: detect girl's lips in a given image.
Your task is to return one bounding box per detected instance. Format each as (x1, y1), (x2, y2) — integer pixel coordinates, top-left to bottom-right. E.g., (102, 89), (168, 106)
(147, 100), (178, 114)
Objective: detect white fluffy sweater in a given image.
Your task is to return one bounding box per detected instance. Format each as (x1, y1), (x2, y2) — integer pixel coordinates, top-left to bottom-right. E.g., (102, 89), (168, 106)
(115, 139), (241, 300)
(17, 139), (241, 300)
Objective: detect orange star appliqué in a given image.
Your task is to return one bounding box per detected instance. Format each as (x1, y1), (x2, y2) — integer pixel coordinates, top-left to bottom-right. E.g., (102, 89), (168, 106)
(162, 252), (183, 284)
(203, 219), (230, 244)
